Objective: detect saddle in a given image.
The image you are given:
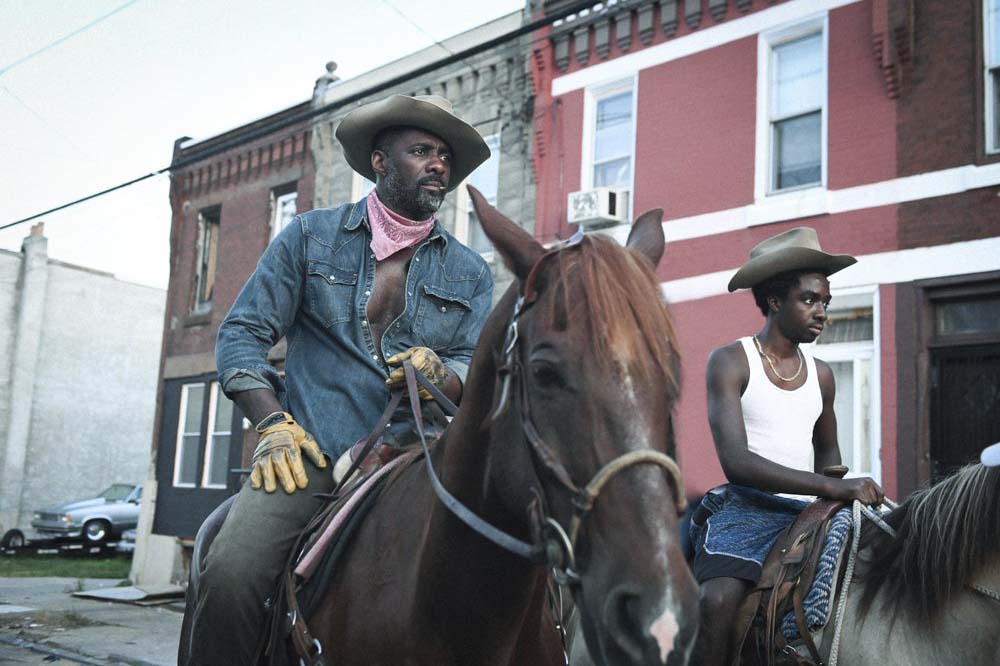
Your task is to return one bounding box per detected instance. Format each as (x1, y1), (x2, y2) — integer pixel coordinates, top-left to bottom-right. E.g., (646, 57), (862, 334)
(733, 493), (847, 666)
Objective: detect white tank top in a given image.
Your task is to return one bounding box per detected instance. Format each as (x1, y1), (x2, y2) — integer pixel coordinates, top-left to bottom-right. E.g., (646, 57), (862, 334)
(739, 337), (822, 499)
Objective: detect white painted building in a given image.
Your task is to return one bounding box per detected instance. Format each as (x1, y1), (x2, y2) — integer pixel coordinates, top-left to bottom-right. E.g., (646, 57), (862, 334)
(0, 224), (165, 544)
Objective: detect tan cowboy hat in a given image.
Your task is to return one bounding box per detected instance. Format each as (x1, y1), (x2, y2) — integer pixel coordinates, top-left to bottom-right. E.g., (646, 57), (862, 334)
(335, 94), (490, 192)
(728, 227), (856, 292)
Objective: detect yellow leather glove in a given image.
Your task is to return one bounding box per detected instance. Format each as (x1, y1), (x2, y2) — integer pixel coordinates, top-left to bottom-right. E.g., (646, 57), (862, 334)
(250, 412), (327, 494)
(385, 347), (450, 401)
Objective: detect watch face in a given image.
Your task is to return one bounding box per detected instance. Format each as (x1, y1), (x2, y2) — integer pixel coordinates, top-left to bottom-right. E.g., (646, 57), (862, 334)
(256, 412), (289, 432)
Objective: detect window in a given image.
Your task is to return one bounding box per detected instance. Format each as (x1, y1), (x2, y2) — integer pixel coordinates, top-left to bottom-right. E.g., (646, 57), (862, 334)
(807, 289), (880, 482)
(173, 381), (235, 489)
(173, 383), (205, 487)
(936, 294), (1000, 335)
(201, 383), (234, 488)
(758, 21), (827, 195)
(584, 79), (635, 194)
(270, 189), (297, 240)
(986, 0), (1000, 152)
(194, 208), (220, 313)
(464, 134), (501, 254)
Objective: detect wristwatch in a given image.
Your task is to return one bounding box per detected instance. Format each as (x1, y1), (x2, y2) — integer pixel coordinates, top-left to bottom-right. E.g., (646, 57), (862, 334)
(255, 411), (291, 433)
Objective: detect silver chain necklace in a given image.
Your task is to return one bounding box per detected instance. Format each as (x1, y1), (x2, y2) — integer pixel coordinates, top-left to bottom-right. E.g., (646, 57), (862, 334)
(753, 335), (803, 382)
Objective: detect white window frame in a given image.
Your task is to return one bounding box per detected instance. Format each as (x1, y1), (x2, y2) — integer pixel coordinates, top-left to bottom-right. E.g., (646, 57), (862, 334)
(755, 16), (829, 201)
(581, 76), (637, 210)
(453, 133), (501, 258)
(269, 190), (298, 241)
(985, 0), (1000, 153)
(351, 172), (375, 201)
(803, 285), (882, 483)
(200, 382), (232, 489)
(173, 382), (203, 488)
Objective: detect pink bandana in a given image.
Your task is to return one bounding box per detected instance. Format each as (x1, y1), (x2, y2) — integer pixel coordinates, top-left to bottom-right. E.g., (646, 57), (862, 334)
(366, 190), (436, 261)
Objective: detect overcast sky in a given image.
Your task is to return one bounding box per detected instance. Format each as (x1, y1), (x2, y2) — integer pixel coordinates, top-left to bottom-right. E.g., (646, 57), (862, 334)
(0, 0), (523, 288)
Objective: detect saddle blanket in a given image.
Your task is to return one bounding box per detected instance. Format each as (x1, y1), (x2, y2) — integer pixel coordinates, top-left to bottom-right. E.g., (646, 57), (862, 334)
(780, 506), (853, 640)
(689, 485), (810, 584)
(294, 453), (411, 580)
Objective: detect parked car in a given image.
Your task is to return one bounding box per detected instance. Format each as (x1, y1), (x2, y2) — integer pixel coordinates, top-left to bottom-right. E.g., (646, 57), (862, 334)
(31, 483), (142, 544)
(115, 528), (137, 554)
(1, 528), (26, 549)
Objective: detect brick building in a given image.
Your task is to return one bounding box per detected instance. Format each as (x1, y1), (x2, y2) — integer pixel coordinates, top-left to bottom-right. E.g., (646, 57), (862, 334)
(132, 103), (315, 584)
(529, 0), (1000, 499)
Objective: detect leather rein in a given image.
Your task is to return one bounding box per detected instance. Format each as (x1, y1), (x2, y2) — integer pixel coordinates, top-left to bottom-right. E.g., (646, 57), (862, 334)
(407, 242), (687, 586)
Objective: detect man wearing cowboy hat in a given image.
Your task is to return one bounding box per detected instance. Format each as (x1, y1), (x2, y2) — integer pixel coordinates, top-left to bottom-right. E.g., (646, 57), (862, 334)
(689, 227), (884, 666)
(184, 95), (494, 664)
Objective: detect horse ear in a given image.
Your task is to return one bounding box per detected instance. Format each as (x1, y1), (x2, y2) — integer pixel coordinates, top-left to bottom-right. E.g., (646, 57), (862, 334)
(625, 208), (665, 269)
(467, 184), (545, 280)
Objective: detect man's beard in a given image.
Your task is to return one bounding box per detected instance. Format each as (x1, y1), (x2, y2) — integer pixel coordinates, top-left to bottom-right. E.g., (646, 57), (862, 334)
(381, 163), (446, 220)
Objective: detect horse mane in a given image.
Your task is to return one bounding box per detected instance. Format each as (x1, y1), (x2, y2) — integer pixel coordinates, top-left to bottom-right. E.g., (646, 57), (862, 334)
(858, 463), (1000, 623)
(544, 234), (681, 400)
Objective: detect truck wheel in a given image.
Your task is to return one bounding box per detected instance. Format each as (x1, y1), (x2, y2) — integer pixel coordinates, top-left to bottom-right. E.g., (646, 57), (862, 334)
(83, 520), (111, 544)
(1, 529), (25, 548)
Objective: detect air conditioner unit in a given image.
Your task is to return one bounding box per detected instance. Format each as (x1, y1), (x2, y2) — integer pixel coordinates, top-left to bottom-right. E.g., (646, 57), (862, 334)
(567, 188), (630, 228)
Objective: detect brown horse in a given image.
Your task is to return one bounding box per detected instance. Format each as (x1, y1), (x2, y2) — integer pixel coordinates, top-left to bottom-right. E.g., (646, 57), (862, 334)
(296, 187), (699, 666)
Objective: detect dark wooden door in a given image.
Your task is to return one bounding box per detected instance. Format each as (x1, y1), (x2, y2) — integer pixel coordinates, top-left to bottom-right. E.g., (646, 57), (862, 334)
(930, 344), (1000, 481)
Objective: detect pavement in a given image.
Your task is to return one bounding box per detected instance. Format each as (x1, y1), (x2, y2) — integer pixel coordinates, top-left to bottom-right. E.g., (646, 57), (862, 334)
(0, 577), (182, 666)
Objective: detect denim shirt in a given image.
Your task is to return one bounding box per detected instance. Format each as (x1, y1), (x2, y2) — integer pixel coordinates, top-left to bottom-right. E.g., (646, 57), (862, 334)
(216, 199), (493, 458)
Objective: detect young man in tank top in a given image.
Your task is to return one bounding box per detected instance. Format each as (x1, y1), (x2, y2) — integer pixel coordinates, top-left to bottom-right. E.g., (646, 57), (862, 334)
(690, 227), (884, 666)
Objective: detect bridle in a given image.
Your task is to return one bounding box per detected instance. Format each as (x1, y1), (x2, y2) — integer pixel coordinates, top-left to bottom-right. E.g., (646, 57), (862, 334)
(406, 241), (686, 586)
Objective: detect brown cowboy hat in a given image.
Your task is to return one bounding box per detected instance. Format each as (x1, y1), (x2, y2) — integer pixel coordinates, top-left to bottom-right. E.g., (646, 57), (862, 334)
(727, 227), (856, 292)
(335, 94), (490, 192)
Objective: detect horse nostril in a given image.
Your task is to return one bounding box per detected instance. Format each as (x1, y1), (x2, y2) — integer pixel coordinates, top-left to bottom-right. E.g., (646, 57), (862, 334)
(603, 586), (649, 663)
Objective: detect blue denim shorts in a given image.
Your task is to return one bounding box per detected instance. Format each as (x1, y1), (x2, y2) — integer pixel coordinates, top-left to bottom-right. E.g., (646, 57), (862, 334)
(688, 484), (808, 584)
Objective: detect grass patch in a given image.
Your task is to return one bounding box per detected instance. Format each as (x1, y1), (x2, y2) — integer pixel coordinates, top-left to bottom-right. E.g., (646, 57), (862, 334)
(0, 555), (131, 579)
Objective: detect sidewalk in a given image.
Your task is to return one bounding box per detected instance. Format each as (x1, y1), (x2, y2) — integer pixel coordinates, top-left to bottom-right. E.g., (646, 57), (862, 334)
(0, 577), (182, 666)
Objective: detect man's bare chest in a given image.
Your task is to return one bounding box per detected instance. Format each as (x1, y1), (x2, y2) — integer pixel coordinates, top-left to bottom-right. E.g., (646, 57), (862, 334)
(366, 248), (415, 353)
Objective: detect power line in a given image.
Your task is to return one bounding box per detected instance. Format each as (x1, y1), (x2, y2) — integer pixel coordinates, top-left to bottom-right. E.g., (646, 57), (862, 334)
(377, 1), (483, 95)
(4, 0), (598, 231)
(0, 0), (142, 77)
(1, 84), (102, 166)
(380, 0), (458, 56)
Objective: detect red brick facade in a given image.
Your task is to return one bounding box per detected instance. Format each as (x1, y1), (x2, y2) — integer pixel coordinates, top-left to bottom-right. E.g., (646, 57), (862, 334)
(164, 106), (314, 360)
(533, 0), (1000, 498)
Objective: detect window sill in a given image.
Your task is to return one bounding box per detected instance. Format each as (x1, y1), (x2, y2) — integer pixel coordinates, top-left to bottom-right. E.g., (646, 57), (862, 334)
(183, 310), (213, 328)
(749, 186), (828, 227)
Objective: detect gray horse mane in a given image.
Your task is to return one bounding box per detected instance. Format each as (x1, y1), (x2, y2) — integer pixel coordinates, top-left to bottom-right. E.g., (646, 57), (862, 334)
(858, 463), (1000, 623)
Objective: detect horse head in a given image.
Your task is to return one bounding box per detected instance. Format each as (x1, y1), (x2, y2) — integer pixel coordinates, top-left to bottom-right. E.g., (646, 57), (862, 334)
(467, 186), (699, 666)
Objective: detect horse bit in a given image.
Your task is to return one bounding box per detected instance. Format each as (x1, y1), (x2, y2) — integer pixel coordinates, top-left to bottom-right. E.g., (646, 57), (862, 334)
(409, 240), (687, 587)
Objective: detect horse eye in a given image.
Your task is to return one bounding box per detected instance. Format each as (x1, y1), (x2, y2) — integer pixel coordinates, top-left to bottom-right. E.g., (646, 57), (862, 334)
(531, 363), (563, 389)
